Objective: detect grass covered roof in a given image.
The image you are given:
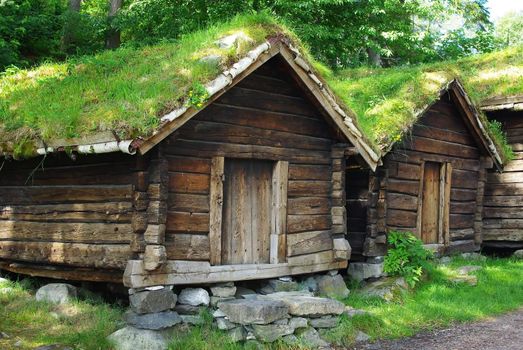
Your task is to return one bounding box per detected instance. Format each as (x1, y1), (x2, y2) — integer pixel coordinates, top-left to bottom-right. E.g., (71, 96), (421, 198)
(0, 12), (520, 162)
(326, 45), (523, 161)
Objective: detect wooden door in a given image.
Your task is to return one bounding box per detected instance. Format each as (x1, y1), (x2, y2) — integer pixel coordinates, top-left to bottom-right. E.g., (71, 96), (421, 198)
(421, 162), (441, 244)
(222, 159), (272, 264)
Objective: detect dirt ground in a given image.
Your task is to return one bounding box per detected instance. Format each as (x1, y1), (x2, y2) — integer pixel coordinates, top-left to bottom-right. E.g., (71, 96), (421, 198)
(352, 308), (523, 350)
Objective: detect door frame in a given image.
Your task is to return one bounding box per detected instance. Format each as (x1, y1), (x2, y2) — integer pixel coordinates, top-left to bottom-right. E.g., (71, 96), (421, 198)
(416, 160), (452, 247)
(208, 156), (288, 266)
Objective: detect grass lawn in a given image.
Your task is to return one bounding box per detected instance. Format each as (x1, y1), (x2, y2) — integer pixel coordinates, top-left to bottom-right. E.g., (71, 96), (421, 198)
(1, 256), (522, 349)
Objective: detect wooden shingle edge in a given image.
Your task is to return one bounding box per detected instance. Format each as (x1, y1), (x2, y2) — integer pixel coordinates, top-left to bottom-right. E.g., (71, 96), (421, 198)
(481, 95), (523, 111)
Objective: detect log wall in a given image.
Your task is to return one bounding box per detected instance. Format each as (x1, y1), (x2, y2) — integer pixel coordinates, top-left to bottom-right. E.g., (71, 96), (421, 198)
(162, 56), (343, 264)
(483, 110), (523, 247)
(0, 153), (138, 275)
(362, 94), (484, 256)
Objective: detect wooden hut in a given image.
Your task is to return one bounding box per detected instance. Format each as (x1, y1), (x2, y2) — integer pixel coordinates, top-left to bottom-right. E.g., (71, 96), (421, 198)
(481, 96), (523, 249)
(0, 33), (379, 288)
(346, 81), (503, 262)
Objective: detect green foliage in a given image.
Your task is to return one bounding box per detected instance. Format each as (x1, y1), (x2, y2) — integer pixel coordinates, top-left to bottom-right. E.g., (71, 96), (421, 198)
(495, 11), (523, 47)
(186, 82), (210, 109)
(487, 119), (515, 162)
(384, 231), (433, 287)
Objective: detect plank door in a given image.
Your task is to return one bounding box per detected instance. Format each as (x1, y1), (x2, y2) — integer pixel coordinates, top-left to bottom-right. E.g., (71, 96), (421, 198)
(421, 162), (441, 244)
(222, 159), (273, 264)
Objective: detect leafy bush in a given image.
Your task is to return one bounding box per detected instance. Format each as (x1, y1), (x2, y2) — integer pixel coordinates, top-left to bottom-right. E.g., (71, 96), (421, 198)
(384, 231), (433, 287)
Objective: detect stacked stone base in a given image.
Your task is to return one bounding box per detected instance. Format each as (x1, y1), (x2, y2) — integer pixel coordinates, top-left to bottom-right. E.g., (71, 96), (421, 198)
(109, 271), (351, 349)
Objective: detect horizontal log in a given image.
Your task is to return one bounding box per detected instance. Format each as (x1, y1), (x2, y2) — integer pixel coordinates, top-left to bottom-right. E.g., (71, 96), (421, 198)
(387, 179), (419, 196)
(167, 193), (209, 213)
(483, 207), (523, 219)
(450, 228), (474, 240)
(287, 215), (331, 233)
(165, 139), (332, 165)
(166, 211), (209, 233)
(388, 161), (421, 180)
(412, 124), (474, 145)
(0, 202), (132, 223)
(450, 214), (475, 229)
(169, 172), (210, 194)
(387, 193), (418, 211)
(487, 172), (523, 184)
(287, 230), (333, 256)
(483, 196), (523, 207)
(451, 188), (477, 202)
(165, 234), (210, 261)
(482, 229), (523, 241)
(452, 169), (479, 189)
(287, 180), (331, 197)
(0, 185), (133, 205)
(483, 218), (523, 229)
(445, 239), (478, 254)
(388, 150), (481, 171)
(166, 155), (211, 174)
(0, 241), (130, 269)
(484, 183), (523, 196)
(502, 160), (523, 172)
(236, 72), (302, 97)
(287, 197), (330, 215)
(0, 221), (133, 244)
(418, 104), (469, 132)
(288, 164), (331, 180)
(387, 209), (418, 227)
(450, 201), (476, 214)
(405, 136), (479, 159)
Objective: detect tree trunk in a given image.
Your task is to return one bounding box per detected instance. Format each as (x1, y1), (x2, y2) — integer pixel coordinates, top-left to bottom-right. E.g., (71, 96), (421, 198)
(366, 47), (383, 67)
(62, 0), (82, 52)
(106, 0), (123, 49)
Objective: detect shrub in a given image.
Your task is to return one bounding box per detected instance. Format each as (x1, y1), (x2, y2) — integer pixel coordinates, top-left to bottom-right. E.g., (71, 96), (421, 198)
(384, 231), (433, 287)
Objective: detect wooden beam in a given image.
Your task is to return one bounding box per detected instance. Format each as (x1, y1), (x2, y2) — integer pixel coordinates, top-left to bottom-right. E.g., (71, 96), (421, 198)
(209, 156), (224, 265)
(270, 160), (288, 263)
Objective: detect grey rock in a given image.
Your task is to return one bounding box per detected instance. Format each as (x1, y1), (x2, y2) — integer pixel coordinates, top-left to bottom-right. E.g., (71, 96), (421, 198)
(309, 316), (339, 328)
(512, 249), (523, 259)
(267, 279), (300, 292)
(0, 331), (10, 339)
(273, 318), (289, 325)
(360, 277), (408, 302)
(258, 284), (275, 295)
(228, 327), (246, 342)
(215, 32), (253, 49)
(219, 299), (289, 325)
(174, 304), (201, 315)
(366, 256), (385, 264)
(178, 288), (210, 306)
(355, 330), (371, 343)
(180, 314), (204, 325)
(35, 283), (77, 305)
(315, 274), (350, 298)
(129, 289), (176, 314)
(14, 340), (22, 347)
(450, 275), (478, 286)
(124, 310), (182, 330)
(33, 345), (72, 350)
(439, 256), (452, 265)
(302, 276), (319, 293)
(344, 306), (368, 318)
(456, 265), (483, 275)
(210, 285), (236, 298)
(212, 309), (226, 318)
(327, 270), (339, 276)
(235, 286), (256, 298)
(252, 324), (295, 342)
(0, 277), (8, 284)
(199, 54), (221, 66)
(363, 237), (387, 257)
(210, 296), (235, 308)
(257, 292), (345, 317)
(108, 326), (167, 350)
(460, 252), (487, 262)
(289, 317), (308, 329)
(347, 262), (384, 281)
(216, 317), (237, 330)
(299, 327), (330, 348)
(282, 334), (299, 345)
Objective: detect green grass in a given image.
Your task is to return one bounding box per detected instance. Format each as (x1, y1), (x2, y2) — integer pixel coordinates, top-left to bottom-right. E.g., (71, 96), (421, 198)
(1, 256), (522, 349)
(0, 278), (123, 350)
(322, 256), (523, 347)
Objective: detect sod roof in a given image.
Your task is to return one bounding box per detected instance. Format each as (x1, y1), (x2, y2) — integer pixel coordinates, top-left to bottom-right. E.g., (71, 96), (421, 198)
(0, 13), (520, 163)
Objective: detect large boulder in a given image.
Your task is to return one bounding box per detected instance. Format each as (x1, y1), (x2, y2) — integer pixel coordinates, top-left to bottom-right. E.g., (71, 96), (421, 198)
(315, 274), (350, 298)
(210, 283), (237, 298)
(124, 310), (182, 330)
(251, 324), (295, 342)
(218, 299), (289, 325)
(456, 265), (482, 275)
(258, 292), (345, 317)
(35, 283), (77, 304)
(513, 249), (523, 259)
(460, 252), (487, 262)
(107, 326), (167, 350)
(360, 277), (408, 302)
(347, 262), (384, 281)
(298, 327), (330, 348)
(129, 289), (177, 314)
(178, 288), (210, 306)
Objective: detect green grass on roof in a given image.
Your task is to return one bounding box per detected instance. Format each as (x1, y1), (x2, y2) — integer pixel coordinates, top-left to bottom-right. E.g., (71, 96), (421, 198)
(326, 45), (523, 161)
(0, 13), (302, 158)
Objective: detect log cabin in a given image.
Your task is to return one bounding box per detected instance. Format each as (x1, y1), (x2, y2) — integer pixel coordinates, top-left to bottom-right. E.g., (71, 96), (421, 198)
(346, 81), (504, 261)
(0, 28), (379, 288)
(481, 96), (523, 249)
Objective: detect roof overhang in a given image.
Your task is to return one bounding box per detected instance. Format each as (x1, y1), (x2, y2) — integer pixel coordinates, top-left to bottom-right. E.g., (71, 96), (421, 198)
(481, 95), (523, 112)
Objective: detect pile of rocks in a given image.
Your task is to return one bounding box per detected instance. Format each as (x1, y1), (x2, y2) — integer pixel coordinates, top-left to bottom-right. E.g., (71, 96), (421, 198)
(107, 271), (351, 349)
(215, 291), (344, 346)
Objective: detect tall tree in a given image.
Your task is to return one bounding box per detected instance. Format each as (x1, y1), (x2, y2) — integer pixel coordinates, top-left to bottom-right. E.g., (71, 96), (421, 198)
(62, 0), (82, 52)
(106, 0), (123, 49)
